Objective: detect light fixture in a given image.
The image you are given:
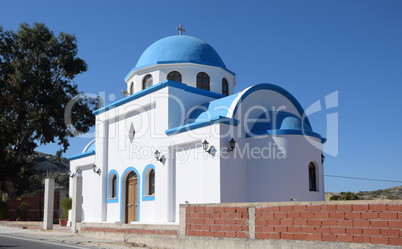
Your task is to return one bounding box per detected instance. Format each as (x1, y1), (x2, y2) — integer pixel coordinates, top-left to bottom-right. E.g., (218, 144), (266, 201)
(121, 89), (129, 97)
(321, 154), (325, 164)
(227, 138), (236, 153)
(202, 140), (211, 154)
(70, 173), (76, 178)
(92, 165), (100, 174)
(154, 150), (162, 162)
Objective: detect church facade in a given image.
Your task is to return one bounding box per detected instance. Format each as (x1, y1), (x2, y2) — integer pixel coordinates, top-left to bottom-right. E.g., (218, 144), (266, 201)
(68, 34), (326, 224)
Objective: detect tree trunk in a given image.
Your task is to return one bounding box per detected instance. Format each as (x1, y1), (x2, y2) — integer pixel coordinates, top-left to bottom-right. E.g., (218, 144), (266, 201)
(5, 179), (16, 200)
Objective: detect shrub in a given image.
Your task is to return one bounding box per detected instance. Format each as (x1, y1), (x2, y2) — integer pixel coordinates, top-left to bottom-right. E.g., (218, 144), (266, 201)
(16, 202), (29, 221)
(340, 191), (359, 200)
(329, 195), (340, 201)
(0, 201), (8, 219)
(60, 197), (72, 219)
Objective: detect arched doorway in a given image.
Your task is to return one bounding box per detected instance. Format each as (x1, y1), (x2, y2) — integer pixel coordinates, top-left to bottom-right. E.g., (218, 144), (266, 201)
(125, 171), (138, 223)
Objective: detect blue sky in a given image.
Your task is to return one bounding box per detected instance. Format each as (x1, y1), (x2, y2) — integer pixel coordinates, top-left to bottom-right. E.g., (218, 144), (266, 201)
(1, 0), (401, 193)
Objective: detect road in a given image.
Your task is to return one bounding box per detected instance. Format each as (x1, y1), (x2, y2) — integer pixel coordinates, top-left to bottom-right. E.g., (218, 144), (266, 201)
(0, 224), (146, 249)
(0, 234), (87, 249)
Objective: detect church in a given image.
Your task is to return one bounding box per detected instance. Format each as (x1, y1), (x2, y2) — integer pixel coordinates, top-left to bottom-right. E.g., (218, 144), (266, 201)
(68, 29), (326, 224)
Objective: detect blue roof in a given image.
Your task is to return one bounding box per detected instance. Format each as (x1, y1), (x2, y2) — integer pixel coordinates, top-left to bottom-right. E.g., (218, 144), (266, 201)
(93, 80), (225, 115)
(126, 35), (232, 79)
(68, 139), (95, 161)
(249, 112), (312, 135)
(186, 93), (240, 124)
(167, 83), (326, 143)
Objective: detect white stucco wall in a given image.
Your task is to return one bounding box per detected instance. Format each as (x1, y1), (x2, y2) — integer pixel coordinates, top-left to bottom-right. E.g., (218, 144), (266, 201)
(168, 125), (221, 222)
(246, 135), (324, 202)
(125, 63), (235, 97)
(68, 155), (98, 222)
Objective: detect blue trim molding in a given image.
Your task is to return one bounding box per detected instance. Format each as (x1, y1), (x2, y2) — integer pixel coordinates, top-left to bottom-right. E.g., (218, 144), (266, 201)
(93, 80), (225, 116)
(67, 150), (95, 161)
(165, 116), (239, 136)
(246, 129), (326, 143)
(120, 167), (141, 222)
(106, 170), (119, 203)
(142, 164), (156, 201)
(126, 60), (235, 80)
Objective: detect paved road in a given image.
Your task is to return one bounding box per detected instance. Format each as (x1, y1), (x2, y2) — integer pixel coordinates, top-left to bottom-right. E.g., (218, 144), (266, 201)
(0, 234), (87, 249)
(0, 225), (147, 249)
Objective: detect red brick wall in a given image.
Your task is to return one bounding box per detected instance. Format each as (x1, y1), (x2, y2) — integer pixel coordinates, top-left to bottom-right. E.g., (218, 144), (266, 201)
(5, 191), (60, 222)
(185, 202), (402, 246)
(186, 206), (249, 238)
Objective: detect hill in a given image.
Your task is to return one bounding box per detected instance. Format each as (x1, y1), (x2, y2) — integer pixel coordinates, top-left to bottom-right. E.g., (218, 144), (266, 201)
(325, 185), (402, 201)
(24, 151), (70, 196)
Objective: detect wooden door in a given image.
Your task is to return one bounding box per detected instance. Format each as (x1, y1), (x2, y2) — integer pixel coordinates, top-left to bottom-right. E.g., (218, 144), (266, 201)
(126, 176), (137, 223)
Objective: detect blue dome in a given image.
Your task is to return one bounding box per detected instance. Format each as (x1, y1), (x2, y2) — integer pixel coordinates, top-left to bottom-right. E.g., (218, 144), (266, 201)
(82, 139), (95, 153)
(135, 35), (227, 71)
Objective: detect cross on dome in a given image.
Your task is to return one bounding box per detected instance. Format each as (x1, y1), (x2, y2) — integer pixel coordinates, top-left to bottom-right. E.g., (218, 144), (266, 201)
(176, 24), (185, 35)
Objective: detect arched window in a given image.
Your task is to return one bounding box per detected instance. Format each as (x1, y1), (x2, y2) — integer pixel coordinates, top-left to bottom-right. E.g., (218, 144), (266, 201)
(197, 72), (210, 91)
(107, 170), (119, 203)
(111, 175), (117, 198)
(309, 162), (318, 191)
(222, 78), (229, 96)
(128, 171), (137, 179)
(142, 165), (155, 201)
(167, 71), (182, 83)
(130, 82), (134, 95)
(149, 169), (155, 195)
(142, 74), (153, 89)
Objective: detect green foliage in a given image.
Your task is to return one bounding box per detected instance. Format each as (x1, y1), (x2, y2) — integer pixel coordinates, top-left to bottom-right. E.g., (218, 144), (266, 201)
(329, 192), (359, 201)
(16, 202), (29, 220)
(0, 200), (8, 219)
(60, 197), (72, 219)
(21, 190), (40, 198)
(0, 23), (102, 199)
(27, 175), (44, 194)
(52, 171), (69, 191)
(339, 191), (359, 200)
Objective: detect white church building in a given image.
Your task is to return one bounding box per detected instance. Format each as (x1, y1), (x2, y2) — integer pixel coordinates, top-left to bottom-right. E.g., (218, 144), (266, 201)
(68, 33), (326, 224)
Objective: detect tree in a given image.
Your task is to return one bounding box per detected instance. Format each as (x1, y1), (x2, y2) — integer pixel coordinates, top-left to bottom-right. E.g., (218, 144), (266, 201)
(0, 23), (101, 199)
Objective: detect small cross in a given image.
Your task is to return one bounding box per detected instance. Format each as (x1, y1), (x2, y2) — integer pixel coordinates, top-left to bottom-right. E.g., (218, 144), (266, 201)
(176, 24), (185, 35)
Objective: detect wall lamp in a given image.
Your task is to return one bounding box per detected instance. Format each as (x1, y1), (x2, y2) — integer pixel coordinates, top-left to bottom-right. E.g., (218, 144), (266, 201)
(92, 165), (101, 175)
(202, 140), (211, 154)
(154, 150), (163, 162)
(71, 168), (81, 178)
(321, 154), (325, 164)
(121, 89), (129, 97)
(227, 138), (236, 153)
